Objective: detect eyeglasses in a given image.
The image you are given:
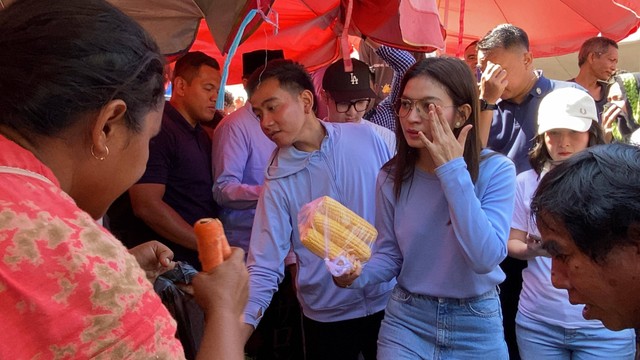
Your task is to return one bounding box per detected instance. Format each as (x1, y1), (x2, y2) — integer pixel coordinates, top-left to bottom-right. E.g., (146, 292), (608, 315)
(334, 98), (371, 113)
(395, 98), (456, 118)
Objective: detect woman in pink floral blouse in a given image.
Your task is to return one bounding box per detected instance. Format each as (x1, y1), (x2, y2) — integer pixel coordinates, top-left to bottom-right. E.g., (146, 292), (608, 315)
(0, 0), (247, 359)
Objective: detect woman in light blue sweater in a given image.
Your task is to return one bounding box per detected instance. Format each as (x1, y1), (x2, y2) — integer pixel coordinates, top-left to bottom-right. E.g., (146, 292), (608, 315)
(336, 57), (516, 359)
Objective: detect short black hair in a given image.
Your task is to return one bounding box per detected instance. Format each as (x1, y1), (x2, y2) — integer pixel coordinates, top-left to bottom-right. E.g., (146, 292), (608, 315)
(532, 143), (640, 263)
(477, 24), (529, 52)
(0, 0), (165, 137)
(246, 59), (318, 112)
(242, 49), (285, 79)
(173, 51), (220, 83)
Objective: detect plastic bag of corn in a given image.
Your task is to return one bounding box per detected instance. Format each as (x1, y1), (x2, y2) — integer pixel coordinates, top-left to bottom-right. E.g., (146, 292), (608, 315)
(298, 196), (377, 276)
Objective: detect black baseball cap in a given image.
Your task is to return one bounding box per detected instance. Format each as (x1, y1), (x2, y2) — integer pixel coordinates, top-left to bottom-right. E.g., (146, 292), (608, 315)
(242, 49), (285, 79)
(322, 58), (376, 103)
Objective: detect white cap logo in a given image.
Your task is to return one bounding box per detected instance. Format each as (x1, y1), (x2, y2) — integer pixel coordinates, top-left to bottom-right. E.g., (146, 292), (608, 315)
(350, 73), (359, 85)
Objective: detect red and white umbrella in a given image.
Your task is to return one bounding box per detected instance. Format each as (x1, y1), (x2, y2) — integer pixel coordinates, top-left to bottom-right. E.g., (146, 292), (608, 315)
(439, 0), (640, 57)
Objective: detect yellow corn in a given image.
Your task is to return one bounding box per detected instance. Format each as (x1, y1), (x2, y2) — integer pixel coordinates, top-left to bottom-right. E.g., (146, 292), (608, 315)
(317, 196), (377, 245)
(312, 214), (371, 261)
(300, 227), (344, 259)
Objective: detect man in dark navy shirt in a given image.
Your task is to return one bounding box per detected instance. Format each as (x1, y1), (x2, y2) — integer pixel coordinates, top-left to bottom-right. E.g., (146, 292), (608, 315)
(128, 51), (221, 269)
(476, 24), (581, 360)
(477, 24), (581, 174)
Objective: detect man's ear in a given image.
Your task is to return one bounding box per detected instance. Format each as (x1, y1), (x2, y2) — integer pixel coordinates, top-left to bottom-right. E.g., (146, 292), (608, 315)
(173, 76), (187, 97)
(300, 89), (315, 114)
(523, 51), (534, 70)
(91, 99), (127, 158)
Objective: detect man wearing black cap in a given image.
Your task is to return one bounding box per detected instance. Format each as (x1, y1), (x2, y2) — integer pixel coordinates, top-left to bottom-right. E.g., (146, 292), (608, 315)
(322, 58), (396, 153)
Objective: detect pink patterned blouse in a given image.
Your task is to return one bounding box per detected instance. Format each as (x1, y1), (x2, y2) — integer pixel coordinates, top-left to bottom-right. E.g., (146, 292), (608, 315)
(0, 135), (185, 359)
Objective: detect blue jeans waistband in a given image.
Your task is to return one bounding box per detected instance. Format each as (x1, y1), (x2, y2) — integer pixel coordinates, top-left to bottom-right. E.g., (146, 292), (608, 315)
(394, 285), (500, 306)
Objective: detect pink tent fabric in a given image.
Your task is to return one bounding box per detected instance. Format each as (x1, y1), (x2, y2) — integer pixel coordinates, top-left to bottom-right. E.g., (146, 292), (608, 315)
(349, 0), (444, 50)
(399, 0), (446, 47)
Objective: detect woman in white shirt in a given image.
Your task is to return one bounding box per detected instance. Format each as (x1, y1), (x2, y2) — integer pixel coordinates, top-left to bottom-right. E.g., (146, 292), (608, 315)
(508, 87), (636, 359)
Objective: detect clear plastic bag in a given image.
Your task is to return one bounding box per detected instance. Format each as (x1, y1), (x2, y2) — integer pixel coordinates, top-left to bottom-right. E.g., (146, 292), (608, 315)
(297, 196), (377, 276)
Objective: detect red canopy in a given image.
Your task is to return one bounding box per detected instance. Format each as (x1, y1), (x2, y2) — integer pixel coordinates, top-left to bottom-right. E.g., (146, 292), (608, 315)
(171, 0), (640, 84)
(189, 0), (444, 84)
(5, 0), (638, 84)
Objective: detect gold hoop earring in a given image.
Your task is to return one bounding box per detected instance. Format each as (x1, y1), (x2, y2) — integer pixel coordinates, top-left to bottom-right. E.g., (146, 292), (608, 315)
(91, 144), (109, 161)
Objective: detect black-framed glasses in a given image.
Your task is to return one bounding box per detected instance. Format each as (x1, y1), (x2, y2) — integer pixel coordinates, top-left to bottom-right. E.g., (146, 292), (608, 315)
(395, 98), (456, 118)
(335, 98), (371, 113)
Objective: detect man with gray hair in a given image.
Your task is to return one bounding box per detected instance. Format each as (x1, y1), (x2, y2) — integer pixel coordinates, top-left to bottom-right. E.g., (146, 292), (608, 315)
(571, 36), (619, 120)
(532, 143), (640, 331)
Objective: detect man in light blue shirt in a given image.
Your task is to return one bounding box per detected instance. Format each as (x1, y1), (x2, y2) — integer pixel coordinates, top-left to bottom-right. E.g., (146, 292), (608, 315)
(241, 59), (393, 360)
(212, 49), (284, 252)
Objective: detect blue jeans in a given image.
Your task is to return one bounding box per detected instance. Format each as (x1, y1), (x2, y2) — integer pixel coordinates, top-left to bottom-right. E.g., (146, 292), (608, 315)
(516, 312), (636, 360)
(377, 285), (508, 359)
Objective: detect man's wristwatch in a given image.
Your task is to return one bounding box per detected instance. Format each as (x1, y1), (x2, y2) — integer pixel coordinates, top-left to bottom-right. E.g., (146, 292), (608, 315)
(480, 99), (498, 111)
